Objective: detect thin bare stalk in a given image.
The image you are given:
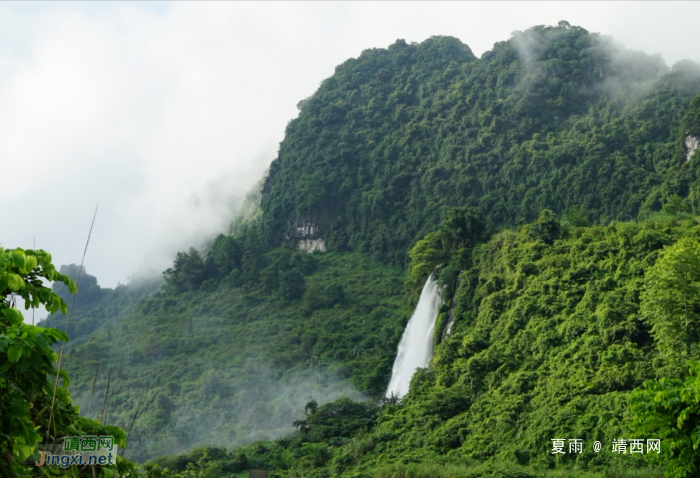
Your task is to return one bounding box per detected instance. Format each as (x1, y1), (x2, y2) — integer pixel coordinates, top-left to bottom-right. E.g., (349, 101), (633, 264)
(46, 205), (99, 443)
(100, 368), (112, 426)
(123, 398), (142, 457)
(86, 361), (101, 418)
(32, 237), (35, 326)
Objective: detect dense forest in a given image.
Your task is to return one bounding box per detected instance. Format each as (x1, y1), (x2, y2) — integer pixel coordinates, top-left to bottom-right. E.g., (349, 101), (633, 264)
(260, 21), (700, 264)
(10, 20), (700, 477)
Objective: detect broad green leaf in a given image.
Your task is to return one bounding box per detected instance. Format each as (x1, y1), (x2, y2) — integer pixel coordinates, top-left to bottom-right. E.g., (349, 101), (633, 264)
(25, 255), (37, 272)
(7, 345), (23, 363)
(1, 307), (23, 325)
(44, 328), (68, 342)
(7, 273), (25, 292)
(11, 250), (26, 271)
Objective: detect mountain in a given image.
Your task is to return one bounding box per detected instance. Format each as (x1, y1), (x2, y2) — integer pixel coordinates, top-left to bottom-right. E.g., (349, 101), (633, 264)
(40, 21), (700, 476)
(260, 21), (700, 264)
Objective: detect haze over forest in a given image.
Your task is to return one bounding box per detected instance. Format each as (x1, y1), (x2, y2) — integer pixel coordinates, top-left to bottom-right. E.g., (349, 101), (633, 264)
(2, 2), (700, 292)
(5, 3), (700, 478)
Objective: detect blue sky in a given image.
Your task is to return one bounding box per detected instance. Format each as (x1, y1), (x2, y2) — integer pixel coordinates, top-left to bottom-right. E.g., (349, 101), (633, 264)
(2, 2), (700, 313)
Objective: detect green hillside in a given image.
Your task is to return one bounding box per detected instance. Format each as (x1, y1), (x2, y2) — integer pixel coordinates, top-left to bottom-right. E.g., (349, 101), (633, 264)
(36, 21), (700, 477)
(260, 21), (700, 264)
(45, 251), (409, 462)
(143, 213), (700, 478)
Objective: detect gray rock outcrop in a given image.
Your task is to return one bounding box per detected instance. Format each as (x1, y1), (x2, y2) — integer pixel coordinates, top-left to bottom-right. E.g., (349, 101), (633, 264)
(686, 135), (700, 162)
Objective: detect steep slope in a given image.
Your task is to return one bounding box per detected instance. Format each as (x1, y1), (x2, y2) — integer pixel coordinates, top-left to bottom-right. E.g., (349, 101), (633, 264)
(261, 23), (700, 264)
(47, 252), (408, 462)
(351, 216), (683, 474)
(146, 214), (698, 478)
(40, 21), (700, 471)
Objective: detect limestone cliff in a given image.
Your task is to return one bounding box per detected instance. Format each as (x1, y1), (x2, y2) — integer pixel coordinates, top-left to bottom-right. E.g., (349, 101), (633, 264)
(290, 218), (325, 253)
(686, 134), (700, 162)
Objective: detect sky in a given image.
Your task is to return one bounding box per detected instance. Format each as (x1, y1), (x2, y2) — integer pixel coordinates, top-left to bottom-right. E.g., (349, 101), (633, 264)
(2, 1), (700, 306)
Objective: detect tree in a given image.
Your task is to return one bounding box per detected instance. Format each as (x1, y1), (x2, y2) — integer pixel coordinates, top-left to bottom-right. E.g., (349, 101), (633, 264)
(406, 231), (448, 293)
(629, 361), (700, 477)
(640, 237), (700, 359)
(439, 206), (487, 254)
(232, 451), (248, 472)
(562, 205), (590, 227)
(1, 247), (74, 472)
(241, 228), (264, 283)
(527, 209), (562, 245)
(0, 247), (135, 477)
(407, 207), (487, 293)
(279, 270), (305, 300)
(163, 248), (206, 293)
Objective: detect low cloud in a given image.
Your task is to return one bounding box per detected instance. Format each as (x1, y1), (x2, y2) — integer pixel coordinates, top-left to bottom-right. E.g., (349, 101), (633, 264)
(2, 2), (700, 292)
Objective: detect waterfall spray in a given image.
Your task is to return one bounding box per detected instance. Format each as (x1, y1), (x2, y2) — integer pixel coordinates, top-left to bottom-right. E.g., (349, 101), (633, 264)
(386, 276), (441, 398)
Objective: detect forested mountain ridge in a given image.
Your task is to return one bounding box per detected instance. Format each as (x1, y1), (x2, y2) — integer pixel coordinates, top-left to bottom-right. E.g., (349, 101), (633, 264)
(261, 21), (700, 264)
(37, 21), (700, 477)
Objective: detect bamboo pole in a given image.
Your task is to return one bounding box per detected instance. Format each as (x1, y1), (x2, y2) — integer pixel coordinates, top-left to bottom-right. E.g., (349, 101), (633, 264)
(46, 205), (98, 443)
(100, 368), (112, 426)
(86, 361), (101, 418)
(123, 398), (142, 457)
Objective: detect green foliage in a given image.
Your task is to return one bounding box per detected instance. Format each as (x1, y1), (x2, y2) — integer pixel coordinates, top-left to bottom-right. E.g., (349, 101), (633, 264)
(562, 206), (591, 228)
(263, 217), (700, 476)
(233, 451), (249, 471)
(407, 231), (446, 291)
(52, 252), (408, 462)
(0, 246), (136, 477)
(629, 361), (700, 477)
(303, 283), (345, 312)
(374, 461), (537, 478)
(682, 94), (700, 138)
(1, 247), (73, 465)
(36, 20), (700, 478)
(294, 397), (379, 443)
(407, 207), (487, 294)
(261, 23), (700, 266)
(164, 248), (206, 293)
(439, 207), (488, 256)
(279, 270), (306, 300)
(526, 209), (562, 244)
(43, 264), (157, 342)
(147, 442), (296, 477)
(640, 237), (700, 363)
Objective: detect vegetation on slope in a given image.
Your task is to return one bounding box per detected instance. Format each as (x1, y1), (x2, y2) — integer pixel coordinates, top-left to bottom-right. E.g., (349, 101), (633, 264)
(0, 247), (136, 477)
(33, 20), (700, 477)
(143, 212), (700, 477)
(261, 22), (700, 265)
(47, 246), (410, 462)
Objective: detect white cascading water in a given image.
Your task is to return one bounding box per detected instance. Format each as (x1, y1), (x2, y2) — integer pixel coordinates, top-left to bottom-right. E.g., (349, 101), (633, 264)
(385, 276), (441, 398)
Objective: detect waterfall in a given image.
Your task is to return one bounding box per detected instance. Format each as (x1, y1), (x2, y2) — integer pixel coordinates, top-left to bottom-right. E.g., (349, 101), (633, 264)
(385, 276), (441, 398)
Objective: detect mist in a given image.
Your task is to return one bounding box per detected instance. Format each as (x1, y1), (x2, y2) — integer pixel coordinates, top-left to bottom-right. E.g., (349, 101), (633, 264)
(508, 20), (697, 112)
(3, 1), (700, 293)
(128, 157), (270, 284)
(76, 362), (368, 462)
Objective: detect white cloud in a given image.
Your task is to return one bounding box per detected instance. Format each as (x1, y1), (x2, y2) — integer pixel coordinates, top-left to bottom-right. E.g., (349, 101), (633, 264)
(1, 1), (699, 296)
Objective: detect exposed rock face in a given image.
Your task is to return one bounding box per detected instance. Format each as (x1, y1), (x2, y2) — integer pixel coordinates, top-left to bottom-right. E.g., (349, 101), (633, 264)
(298, 238), (326, 253)
(292, 221), (322, 238)
(290, 218), (325, 252)
(686, 135), (700, 162)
